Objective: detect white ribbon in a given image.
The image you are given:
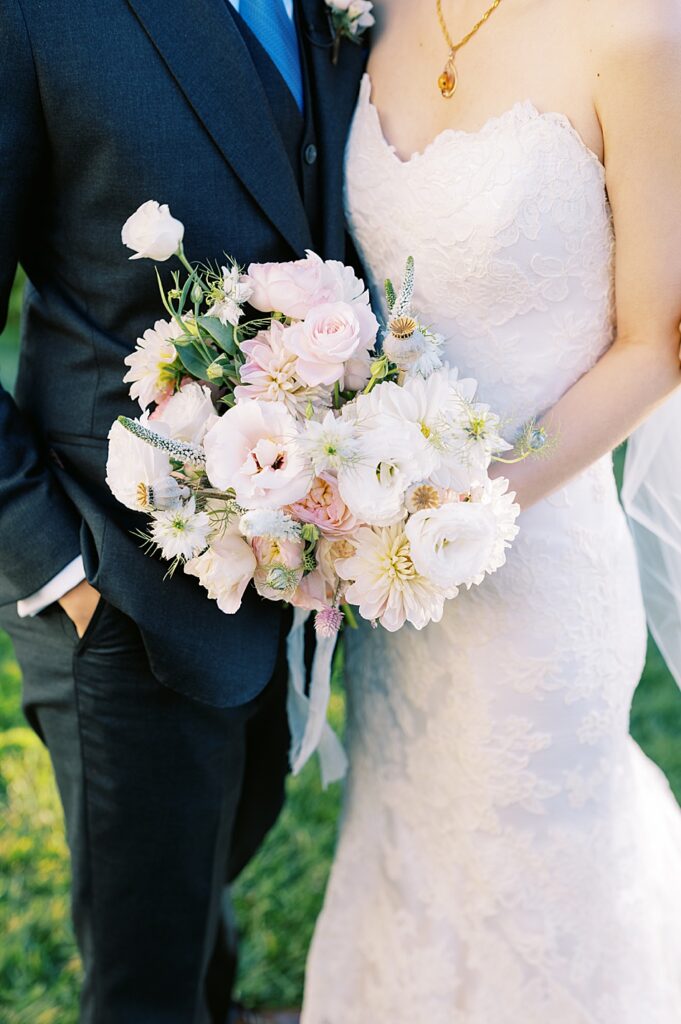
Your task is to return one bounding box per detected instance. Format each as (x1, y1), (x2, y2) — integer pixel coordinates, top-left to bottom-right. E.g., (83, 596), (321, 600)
(286, 607), (348, 788)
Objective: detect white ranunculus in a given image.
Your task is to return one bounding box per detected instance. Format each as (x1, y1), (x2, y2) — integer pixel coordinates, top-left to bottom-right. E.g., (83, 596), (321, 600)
(106, 417), (187, 512)
(405, 500), (501, 590)
(184, 528), (257, 614)
(123, 318), (183, 410)
(335, 381), (432, 525)
(121, 200), (185, 262)
(155, 382), (217, 446)
(150, 498), (211, 561)
(337, 424), (424, 527)
(374, 366), (503, 493)
(336, 524), (445, 632)
(204, 400), (312, 509)
(478, 475), (521, 576)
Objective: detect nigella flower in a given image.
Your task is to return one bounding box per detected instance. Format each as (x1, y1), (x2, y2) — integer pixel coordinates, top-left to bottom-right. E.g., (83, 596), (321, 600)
(453, 401), (511, 464)
(150, 498), (211, 561)
(297, 410), (362, 475)
(206, 264), (253, 327)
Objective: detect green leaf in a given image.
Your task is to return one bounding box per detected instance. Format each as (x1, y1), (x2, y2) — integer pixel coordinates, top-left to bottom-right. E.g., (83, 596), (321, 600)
(176, 342), (214, 382)
(178, 271), (197, 316)
(198, 315), (237, 355)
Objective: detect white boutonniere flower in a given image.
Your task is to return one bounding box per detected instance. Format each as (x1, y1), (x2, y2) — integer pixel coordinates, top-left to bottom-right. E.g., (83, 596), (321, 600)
(325, 0), (374, 63)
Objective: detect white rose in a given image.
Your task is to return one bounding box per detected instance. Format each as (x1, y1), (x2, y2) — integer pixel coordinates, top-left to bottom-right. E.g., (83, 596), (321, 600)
(184, 528), (257, 614)
(154, 382), (217, 446)
(405, 501), (500, 590)
(106, 417), (187, 512)
(204, 400), (312, 509)
(283, 302), (364, 387)
(121, 200), (185, 262)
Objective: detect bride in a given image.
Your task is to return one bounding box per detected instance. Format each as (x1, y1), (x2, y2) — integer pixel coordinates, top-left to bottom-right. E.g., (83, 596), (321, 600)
(301, 0), (681, 1020)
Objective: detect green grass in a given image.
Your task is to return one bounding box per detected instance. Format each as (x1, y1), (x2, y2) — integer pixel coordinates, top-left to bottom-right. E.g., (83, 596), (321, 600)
(1, 274), (680, 1017)
(0, 629), (341, 1019)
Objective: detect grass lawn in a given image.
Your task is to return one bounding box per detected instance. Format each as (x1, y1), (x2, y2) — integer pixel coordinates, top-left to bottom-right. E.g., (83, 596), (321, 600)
(1, 276), (680, 1019)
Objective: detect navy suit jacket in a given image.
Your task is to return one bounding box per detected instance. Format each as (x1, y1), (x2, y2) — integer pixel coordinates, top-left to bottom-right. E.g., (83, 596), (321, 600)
(0, 0), (367, 705)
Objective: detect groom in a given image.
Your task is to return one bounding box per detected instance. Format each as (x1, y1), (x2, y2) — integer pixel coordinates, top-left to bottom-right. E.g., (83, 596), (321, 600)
(0, 1), (366, 1021)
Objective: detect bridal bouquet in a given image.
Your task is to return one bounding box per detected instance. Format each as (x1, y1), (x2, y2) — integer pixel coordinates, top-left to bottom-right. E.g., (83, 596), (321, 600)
(108, 201), (536, 778)
(109, 200), (527, 632)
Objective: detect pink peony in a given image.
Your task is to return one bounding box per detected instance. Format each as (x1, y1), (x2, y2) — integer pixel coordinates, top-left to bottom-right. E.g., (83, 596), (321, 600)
(245, 251), (344, 320)
(245, 253), (379, 358)
(288, 473), (358, 537)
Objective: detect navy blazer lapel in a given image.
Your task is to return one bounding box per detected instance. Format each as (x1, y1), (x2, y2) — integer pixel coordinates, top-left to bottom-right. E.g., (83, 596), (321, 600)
(126, 0), (313, 256)
(297, 0), (368, 258)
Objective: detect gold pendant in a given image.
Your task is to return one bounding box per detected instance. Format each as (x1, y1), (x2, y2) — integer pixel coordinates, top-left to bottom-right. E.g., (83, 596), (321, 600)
(438, 51), (458, 99)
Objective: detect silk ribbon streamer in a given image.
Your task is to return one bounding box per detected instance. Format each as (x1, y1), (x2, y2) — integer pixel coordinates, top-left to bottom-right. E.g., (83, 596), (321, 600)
(286, 607), (348, 788)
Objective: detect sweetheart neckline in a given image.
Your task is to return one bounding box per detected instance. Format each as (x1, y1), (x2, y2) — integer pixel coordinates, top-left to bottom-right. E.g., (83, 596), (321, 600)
(359, 73), (605, 178)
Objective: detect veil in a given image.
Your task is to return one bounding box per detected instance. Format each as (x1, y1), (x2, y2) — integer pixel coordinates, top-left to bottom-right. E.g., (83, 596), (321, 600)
(621, 387), (681, 691)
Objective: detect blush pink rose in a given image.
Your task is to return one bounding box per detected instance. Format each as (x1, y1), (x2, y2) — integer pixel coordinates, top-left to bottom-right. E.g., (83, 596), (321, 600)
(283, 303), (368, 387)
(288, 473), (358, 537)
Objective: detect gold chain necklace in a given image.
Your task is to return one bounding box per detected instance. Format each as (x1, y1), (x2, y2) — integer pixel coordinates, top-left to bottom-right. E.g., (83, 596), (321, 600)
(436, 0), (505, 98)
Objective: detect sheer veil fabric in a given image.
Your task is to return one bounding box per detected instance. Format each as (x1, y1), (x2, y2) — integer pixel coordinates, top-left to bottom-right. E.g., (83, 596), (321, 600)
(622, 390), (681, 693)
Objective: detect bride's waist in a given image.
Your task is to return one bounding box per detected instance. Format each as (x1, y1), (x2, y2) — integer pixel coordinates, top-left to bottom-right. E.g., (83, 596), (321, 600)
(515, 454), (626, 533)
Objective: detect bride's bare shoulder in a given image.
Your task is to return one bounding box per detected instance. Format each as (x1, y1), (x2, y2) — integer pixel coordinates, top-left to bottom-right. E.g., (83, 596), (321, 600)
(584, 0), (681, 59)
(577, 0), (681, 118)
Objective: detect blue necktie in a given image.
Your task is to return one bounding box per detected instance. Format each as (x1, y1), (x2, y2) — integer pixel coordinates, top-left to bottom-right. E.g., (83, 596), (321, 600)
(239, 0), (304, 112)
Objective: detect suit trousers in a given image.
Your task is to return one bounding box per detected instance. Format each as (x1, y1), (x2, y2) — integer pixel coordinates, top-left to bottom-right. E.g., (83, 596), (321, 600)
(0, 598), (291, 1024)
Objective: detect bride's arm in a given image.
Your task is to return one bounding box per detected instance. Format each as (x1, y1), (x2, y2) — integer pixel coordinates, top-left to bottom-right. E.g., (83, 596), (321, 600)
(494, 8), (681, 509)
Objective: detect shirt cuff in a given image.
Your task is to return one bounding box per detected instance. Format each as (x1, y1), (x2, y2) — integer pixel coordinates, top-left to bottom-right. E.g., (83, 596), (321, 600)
(17, 556), (86, 618)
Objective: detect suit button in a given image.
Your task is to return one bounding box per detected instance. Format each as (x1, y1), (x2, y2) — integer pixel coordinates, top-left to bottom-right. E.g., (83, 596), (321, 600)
(304, 143), (318, 166)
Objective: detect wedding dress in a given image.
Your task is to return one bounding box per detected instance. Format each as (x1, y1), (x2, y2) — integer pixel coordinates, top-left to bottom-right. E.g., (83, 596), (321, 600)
(301, 75), (681, 1023)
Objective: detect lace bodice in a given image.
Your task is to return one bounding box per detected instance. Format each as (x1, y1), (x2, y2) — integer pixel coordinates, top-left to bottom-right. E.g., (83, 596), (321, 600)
(345, 76), (615, 435)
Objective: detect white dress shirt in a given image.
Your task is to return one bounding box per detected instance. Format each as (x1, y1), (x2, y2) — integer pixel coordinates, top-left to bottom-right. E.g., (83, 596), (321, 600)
(19, 0), (296, 619)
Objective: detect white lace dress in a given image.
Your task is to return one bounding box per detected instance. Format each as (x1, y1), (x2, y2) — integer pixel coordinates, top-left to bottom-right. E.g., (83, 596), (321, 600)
(301, 75), (681, 1024)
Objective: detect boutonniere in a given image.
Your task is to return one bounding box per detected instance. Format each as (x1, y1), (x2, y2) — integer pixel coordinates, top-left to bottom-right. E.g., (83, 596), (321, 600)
(325, 0), (375, 64)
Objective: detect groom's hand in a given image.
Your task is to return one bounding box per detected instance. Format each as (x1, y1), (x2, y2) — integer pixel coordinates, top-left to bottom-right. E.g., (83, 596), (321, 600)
(59, 579), (101, 638)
